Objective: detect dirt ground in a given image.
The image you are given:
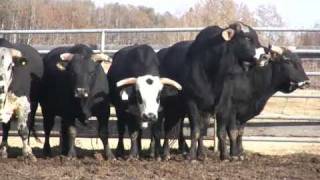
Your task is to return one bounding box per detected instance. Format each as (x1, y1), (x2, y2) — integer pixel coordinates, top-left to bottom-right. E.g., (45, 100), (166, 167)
(0, 146), (319, 180)
(0, 137), (318, 180)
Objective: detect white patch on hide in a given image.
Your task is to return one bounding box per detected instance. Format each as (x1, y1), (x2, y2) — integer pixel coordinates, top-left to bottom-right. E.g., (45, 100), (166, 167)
(135, 75), (163, 119)
(0, 93), (30, 124)
(254, 47), (266, 60)
(100, 61), (111, 74)
(120, 89), (129, 101)
(142, 122), (149, 128)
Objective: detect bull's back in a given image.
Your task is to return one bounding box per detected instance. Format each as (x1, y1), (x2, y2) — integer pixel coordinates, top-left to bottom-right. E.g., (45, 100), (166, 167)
(159, 41), (192, 84)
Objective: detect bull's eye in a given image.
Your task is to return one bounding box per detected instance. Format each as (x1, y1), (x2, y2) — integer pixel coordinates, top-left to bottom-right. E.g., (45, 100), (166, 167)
(136, 91), (142, 104)
(156, 92), (160, 103)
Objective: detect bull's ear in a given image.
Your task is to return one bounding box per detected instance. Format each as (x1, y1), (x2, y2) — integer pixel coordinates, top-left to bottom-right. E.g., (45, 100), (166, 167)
(161, 85), (179, 98)
(221, 28), (235, 41)
(56, 53), (74, 71)
(56, 62), (67, 71)
(10, 48), (22, 58)
(60, 53), (74, 61)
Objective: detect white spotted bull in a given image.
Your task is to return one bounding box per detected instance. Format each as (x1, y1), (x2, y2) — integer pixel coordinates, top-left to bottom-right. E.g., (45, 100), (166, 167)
(0, 39), (43, 161)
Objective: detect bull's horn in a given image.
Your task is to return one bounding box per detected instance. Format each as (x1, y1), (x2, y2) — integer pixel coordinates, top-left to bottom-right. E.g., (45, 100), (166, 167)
(116, 77), (137, 88)
(222, 28), (235, 41)
(91, 53), (112, 62)
(160, 78), (182, 90)
(10, 49), (22, 58)
(271, 46), (284, 55)
(60, 53), (74, 61)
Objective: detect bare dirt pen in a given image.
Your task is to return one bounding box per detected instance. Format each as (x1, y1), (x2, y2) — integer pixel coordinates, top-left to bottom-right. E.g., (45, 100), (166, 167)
(0, 137), (319, 180)
(0, 146), (319, 180)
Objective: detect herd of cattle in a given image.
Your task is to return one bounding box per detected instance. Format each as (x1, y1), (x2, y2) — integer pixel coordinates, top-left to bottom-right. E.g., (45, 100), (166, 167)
(0, 22), (310, 162)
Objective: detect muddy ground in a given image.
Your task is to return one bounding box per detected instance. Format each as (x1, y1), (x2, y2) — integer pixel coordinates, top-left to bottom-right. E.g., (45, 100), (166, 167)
(0, 146), (319, 180)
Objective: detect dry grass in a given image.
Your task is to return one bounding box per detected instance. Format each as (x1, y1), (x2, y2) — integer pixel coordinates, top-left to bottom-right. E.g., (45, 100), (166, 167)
(260, 89), (320, 118)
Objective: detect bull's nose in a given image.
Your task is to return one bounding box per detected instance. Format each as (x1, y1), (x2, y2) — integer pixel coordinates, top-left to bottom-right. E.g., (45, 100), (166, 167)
(75, 88), (89, 98)
(298, 80), (311, 89)
(142, 113), (157, 121)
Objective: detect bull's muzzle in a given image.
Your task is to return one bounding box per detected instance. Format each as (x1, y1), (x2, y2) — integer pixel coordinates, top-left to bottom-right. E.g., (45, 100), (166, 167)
(74, 88), (89, 98)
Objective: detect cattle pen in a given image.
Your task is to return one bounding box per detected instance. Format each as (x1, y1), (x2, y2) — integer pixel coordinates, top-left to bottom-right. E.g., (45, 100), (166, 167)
(0, 27), (319, 153)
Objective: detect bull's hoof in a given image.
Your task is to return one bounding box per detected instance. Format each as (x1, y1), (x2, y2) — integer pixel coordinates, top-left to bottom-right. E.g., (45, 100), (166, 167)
(221, 159), (230, 163)
(230, 156), (242, 162)
(156, 156), (162, 162)
(17, 154), (37, 162)
(43, 147), (52, 157)
(163, 155), (171, 161)
(115, 147), (125, 157)
(197, 151), (207, 161)
(190, 159), (198, 164)
(105, 151), (116, 161)
(0, 147), (8, 159)
(26, 154), (37, 162)
(67, 149), (77, 158)
(186, 154), (197, 162)
(239, 155), (245, 161)
(94, 153), (104, 161)
(126, 155), (139, 161)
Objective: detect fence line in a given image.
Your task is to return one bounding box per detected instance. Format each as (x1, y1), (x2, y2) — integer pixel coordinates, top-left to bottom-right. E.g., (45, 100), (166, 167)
(0, 27), (319, 125)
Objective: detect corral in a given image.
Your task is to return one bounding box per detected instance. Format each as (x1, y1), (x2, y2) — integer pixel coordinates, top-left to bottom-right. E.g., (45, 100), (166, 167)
(0, 27), (319, 179)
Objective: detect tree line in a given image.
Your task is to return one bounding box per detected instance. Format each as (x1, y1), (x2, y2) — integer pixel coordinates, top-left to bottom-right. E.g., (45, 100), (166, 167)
(0, 0), (318, 47)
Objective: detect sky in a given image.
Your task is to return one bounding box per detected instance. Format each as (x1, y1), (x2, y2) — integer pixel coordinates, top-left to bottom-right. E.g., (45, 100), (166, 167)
(92, 0), (320, 27)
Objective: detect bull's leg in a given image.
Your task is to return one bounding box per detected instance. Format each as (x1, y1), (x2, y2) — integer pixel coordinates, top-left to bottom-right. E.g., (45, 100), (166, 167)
(178, 119), (189, 155)
(227, 120), (239, 161)
(43, 111), (55, 157)
(216, 114), (228, 161)
(197, 128), (207, 160)
(0, 122), (11, 158)
(197, 113), (211, 159)
(61, 117), (77, 157)
(16, 96), (36, 161)
(151, 120), (162, 161)
(186, 101), (201, 161)
(137, 129), (142, 153)
(236, 123), (245, 160)
(162, 118), (177, 161)
(97, 114), (115, 160)
(127, 123), (139, 160)
(115, 112), (126, 157)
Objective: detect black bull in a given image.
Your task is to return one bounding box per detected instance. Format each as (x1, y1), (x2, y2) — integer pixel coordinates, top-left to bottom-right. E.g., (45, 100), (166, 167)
(215, 47), (310, 160)
(158, 22), (266, 160)
(39, 44), (114, 159)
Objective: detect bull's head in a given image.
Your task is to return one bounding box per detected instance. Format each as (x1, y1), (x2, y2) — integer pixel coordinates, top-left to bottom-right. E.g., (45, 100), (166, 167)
(57, 52), (110, 98)
(264, 45), (310, 93)
(223, 22), (265, 64)
(116, 75), (182, 128)
(56, 52), (110, 118)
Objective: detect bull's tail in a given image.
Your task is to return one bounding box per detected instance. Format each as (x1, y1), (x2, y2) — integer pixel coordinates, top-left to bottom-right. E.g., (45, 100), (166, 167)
(27, 102), (42, 144)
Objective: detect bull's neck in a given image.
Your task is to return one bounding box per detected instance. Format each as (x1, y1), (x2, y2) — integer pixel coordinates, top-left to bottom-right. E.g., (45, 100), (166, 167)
(249, 63), (281, 102)
(185, 44), (240, 109)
